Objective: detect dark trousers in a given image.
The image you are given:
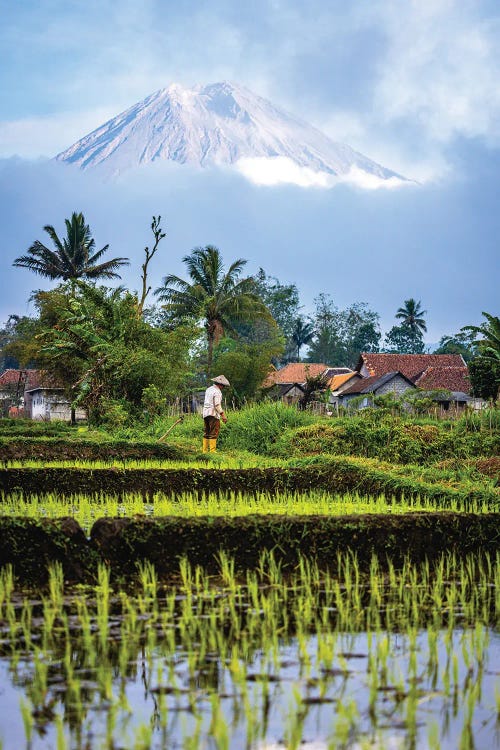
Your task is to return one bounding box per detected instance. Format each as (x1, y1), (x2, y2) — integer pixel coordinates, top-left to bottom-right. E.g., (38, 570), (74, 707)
(203, 416), (221, 439)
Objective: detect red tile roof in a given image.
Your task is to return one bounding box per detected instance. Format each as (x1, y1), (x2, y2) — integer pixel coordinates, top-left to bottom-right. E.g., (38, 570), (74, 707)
(0, 369), (60, 391)
(414, 366), (471, 393)
(358, 353), (466, 381)
(263, 363), (328, 387)
(0, 369), (39, 388)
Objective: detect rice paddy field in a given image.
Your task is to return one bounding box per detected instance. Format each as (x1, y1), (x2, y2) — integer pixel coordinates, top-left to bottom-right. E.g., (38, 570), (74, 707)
(0, 407), (499, 749)
(0, 552), (499, 749)
(0, 489), (496, 536)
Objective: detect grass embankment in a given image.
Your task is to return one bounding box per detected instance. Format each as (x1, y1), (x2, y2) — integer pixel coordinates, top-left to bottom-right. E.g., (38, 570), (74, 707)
(1, 513), (498, 583)
(0, 407), (498, 510)
(1, 405), (498, 467)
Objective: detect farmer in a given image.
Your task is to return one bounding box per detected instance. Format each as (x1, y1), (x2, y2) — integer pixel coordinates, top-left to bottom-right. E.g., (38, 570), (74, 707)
(202, 375), (230, 452)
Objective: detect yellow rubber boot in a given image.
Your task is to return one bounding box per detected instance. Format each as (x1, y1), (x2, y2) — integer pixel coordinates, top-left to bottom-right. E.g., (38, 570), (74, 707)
(208, 438), (217, 452)
(202, 437), (209, 453)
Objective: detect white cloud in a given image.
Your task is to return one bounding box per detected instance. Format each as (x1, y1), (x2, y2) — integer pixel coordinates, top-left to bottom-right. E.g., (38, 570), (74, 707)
(337, 166), (410, 191)
(236, 156), (409, 190)
(0, 109), (117, 158)
(372, 1), (500, 144)
(236, 157), (332, 188)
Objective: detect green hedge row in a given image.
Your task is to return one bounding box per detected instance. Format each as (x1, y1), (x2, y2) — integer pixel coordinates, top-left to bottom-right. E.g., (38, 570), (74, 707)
(1, 513), (498, 583)
(0, 437), (185, 461)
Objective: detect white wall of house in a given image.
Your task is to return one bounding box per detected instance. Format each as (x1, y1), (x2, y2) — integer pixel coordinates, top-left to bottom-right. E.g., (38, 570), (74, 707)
(26, 388), (85, 421)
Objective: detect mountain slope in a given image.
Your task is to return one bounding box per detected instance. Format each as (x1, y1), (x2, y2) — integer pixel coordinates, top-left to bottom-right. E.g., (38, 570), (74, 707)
(56, 81), (406, 185)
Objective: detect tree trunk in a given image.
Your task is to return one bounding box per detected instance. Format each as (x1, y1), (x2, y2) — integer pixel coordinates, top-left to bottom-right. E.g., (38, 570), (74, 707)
(206, 319), (224, 380)
(207, 334), (214, 380)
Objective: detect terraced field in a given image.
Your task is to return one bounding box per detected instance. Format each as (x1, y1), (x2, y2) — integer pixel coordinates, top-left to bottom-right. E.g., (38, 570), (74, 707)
(0, 407), (498, 749)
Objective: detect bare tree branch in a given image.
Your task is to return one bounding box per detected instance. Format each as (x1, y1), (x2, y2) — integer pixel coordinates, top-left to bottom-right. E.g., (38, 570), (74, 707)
(137, 216), (166, 316)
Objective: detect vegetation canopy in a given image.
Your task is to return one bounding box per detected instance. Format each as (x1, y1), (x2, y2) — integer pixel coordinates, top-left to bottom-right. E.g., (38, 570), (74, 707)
(154, 245), (273, 377)
(13, 212), (129, 281)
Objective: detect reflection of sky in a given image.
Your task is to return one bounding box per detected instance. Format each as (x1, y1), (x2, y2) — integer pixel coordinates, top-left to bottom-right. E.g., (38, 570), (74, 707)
(1, 1), (499, 341)
(1, 629), (499, 749)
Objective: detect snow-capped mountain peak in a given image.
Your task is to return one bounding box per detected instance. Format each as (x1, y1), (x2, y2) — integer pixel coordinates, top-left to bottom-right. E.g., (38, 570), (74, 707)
(56, 81), (407, 188)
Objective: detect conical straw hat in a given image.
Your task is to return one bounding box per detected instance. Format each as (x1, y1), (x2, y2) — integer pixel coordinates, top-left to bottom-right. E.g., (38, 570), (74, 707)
(211, 375), (230, 386)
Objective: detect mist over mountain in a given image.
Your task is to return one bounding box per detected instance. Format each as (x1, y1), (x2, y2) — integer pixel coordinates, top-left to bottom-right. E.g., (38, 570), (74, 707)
(56, 82), (407, 188)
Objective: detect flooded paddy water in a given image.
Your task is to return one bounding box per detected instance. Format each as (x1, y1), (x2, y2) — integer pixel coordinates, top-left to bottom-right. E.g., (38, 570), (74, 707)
(0, 550), (498, 750)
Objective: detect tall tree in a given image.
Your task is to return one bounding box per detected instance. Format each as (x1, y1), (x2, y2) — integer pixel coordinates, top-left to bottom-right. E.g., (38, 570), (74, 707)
(338, 303), (380, 367)
(463, 312), (500, 364)
(383, 298), (427, 354)
(154, 245), (272, 377)
(253, 268), (301, 360)
(13, 212), (129, 281)
(0, 315), (28, 370)
(463, 313), (500, 401)
(307, 294), (380, 366)
(434, 330), (478, 362)
(33, 282), (195, 424)
(212, 335), (284, 404)
(1, 314), (42, 371)
(137, 216), (166, 316)
(395, 298), (427, 334)
(291, 317), (315, 360)
(307, 294), (342, 364)
(383, 324), (425, 354)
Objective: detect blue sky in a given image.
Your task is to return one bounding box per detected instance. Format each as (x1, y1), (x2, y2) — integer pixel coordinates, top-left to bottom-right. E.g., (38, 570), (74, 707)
(1, 0), (499, 343)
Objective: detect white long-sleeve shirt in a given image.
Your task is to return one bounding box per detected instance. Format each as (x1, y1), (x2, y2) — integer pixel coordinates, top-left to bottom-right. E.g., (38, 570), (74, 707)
(203, 385), (224, 419)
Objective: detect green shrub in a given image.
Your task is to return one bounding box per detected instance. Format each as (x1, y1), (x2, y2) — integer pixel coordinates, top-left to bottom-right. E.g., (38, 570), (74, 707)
(218, 402), (316, 453)
(269, 414), (499, 464)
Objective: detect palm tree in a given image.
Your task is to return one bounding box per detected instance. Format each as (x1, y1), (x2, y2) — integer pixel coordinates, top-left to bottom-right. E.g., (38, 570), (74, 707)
(292, 317), (315, 360)
(154, 245), (272, 377)
(463, 312), (500, 363)
(395, 298), (427, 334)
(13, 212), (129, 281)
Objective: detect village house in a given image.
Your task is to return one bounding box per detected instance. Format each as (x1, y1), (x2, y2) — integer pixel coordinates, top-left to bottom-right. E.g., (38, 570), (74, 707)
(262, 363), (354, 405)
(354, 353), (473, 407)
(24, 385), (86, 421)
(339, 371), (416, 408)
(356, 353), (470, 389)
(0, 369), (85, 421)
(327, 371), (363, 408)
(0, 369), (39, 416)
(262, 353), (478, 412)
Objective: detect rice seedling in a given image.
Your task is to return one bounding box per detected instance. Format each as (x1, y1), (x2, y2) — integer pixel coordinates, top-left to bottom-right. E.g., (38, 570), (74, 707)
(0, 549), (498, 749)
(0, 487), (495, 537)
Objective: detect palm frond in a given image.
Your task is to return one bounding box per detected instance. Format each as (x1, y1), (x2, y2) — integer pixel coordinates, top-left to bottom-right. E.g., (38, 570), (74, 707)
(84, 258), (130, 279)
(13, 211), (126, 282)
(87, 244), (110, 264)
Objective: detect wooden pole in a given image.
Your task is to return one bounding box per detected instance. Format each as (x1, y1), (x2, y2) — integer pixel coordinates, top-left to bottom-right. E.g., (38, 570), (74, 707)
(157, 416), (184, 442)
